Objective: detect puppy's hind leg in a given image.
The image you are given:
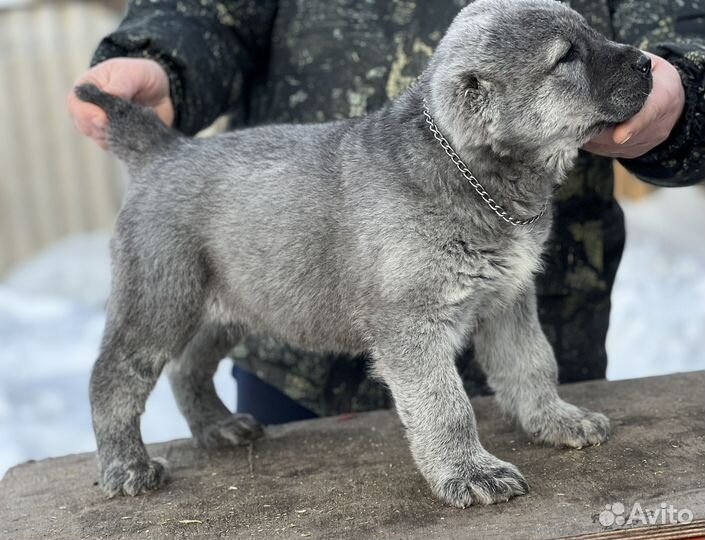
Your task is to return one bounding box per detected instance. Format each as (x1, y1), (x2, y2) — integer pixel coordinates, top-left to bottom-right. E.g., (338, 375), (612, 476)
(90, 233), (207, 497)
(168, 323), (263, 448)
(474, 286), (610, 449)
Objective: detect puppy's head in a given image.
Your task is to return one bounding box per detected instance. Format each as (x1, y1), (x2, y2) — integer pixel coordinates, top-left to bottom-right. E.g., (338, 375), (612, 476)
(426, 0), (652, 155)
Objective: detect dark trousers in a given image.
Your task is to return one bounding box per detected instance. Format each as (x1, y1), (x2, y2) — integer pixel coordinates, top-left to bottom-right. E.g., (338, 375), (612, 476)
(233, 365), (318, 424)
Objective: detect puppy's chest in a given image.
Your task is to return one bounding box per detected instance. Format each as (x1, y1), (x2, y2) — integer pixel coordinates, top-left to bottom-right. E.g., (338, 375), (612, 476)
(438, 230), (546, 305)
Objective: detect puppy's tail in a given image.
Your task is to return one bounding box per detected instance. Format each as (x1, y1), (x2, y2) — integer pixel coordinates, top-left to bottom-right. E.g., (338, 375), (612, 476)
(74, 83), (180, 165)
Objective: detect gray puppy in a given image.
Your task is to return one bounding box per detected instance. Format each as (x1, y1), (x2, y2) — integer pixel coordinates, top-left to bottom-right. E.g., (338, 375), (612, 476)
(77, 0), (651, 507)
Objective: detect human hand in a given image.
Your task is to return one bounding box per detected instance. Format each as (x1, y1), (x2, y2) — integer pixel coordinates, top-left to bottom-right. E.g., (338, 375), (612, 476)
(583, 52), (685, 159)
(67, 58), (174, 150)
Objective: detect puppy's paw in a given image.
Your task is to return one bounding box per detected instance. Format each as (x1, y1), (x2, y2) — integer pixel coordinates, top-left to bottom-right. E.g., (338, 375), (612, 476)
(433, 455), (529, 508)
(526, 401), (610, 449)
(101, 457), (169, 497)
(195, 413), (264, 449)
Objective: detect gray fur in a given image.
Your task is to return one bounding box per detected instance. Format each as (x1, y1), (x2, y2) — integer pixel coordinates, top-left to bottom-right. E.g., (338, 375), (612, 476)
(77, 0), (651, 506)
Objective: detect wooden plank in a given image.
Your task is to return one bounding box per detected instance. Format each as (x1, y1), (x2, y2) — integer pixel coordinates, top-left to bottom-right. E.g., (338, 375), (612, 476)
(565, 520), (705, 539)
(1, 372), (704, 539)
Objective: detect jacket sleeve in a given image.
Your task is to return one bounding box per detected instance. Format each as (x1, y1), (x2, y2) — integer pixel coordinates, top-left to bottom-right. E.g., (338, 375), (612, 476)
(610, 0), (705, 186)
(92, 0), (277, 135)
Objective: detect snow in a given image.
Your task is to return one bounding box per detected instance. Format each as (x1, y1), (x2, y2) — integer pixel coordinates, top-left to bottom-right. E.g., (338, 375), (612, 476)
(607, 188), (705, 379)
(1, 187), (705, 477)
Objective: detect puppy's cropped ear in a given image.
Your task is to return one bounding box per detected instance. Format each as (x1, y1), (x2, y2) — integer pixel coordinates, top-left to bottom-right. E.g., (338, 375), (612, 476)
(458, 72), (490, 110)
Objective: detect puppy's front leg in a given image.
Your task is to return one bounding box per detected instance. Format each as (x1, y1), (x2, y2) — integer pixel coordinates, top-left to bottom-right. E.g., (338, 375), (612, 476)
(474, 286), (610, 448)
(374, 319), (528, 507)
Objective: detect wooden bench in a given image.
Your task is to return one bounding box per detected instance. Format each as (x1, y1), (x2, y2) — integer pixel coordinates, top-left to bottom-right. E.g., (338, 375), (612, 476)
(2, 372), (704, 539)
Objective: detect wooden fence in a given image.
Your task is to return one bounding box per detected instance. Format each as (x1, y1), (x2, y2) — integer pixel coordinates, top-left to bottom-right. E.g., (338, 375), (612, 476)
(0, 1), (126, 276)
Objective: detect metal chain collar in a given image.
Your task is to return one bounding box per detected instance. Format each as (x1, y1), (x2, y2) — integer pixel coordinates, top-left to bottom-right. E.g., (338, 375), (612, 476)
(422, 99), (547, 227)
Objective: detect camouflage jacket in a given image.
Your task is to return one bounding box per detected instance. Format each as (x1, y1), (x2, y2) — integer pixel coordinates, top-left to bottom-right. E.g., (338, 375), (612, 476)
(94, 0), (705, 416)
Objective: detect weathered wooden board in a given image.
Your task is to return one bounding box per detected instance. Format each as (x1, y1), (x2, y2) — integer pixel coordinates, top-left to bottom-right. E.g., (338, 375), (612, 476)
(2, 372), (704, 539)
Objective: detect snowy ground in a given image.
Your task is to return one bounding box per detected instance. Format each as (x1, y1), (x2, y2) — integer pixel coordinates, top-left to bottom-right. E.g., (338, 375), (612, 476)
(607, 187), (705, 379)
(2, 187), (705, 476)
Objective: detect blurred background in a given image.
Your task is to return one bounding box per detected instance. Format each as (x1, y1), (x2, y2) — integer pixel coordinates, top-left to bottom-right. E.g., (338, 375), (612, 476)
(1, 0), (704, 477)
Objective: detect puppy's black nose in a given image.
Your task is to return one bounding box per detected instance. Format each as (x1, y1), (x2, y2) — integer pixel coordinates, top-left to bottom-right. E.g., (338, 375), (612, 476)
(633, 54), (651, 75)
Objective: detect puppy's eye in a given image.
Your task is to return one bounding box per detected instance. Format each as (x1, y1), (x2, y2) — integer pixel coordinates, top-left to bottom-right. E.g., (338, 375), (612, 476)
(557, 44), (578, 64)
